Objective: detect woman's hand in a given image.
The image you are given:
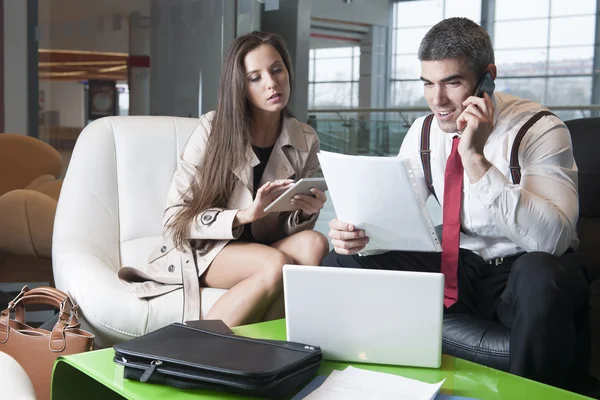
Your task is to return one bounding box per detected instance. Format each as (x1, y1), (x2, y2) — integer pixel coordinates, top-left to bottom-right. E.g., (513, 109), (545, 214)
(235, 179), (294, 226)
(292, 188), (327, 221)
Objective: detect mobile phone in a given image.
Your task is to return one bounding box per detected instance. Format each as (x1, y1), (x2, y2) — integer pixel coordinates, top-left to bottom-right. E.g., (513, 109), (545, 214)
(474, 72), (495, 98)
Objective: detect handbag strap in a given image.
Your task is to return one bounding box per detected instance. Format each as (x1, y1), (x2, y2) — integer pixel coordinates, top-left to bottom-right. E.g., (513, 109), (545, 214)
(0, 286), (81, 350)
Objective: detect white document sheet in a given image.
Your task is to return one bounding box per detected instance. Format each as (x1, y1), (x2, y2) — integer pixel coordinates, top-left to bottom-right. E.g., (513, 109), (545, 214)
(318, 151), (441, 253)
(304, 366), (445, 400)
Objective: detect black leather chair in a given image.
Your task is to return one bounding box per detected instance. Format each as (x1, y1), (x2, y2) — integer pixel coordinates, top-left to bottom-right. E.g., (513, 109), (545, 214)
(441, 117), (600, 378)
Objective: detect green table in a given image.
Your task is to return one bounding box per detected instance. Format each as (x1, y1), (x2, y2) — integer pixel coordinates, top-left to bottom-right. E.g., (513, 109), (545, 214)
(51, 319), (591, 399)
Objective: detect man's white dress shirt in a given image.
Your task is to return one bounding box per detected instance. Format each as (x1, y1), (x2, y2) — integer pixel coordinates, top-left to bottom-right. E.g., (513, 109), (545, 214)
(399, 92), (579, 261)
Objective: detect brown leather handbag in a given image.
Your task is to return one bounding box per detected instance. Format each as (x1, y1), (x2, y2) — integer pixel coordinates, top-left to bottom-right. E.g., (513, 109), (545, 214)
(0, 286), (94, 400)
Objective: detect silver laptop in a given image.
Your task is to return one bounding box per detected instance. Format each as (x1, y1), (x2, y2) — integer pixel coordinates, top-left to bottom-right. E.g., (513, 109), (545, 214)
(283, 265), (445, 368)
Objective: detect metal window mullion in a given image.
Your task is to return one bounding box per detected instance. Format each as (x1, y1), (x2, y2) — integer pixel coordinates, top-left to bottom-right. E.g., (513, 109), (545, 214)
(481, 0), (495, 43)
(390, 74), (592, 81)
(591, 0), (600, 114)
(350, 47), (355, 101)
(543, 1), (553, 105)
(27, 0), (38, 138)
(388, 2), (397, 108)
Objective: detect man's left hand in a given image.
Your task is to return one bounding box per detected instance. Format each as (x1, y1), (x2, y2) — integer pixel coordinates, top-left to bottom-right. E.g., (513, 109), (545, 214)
(292, 188), (327, 221)
(456, 92), (494, 160)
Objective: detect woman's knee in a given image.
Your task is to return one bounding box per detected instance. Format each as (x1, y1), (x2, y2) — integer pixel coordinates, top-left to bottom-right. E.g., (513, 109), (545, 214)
(296, 230), (331, 262)
(255, 249), (293, 293)
(307, 230), (330, 258)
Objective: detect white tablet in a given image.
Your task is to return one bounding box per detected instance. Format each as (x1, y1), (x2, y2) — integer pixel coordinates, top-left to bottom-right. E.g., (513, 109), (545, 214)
(263, 178), (328, 213)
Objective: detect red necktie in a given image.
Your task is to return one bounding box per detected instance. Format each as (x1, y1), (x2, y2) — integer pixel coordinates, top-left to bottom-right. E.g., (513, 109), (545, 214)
(441, 136), (463, 308)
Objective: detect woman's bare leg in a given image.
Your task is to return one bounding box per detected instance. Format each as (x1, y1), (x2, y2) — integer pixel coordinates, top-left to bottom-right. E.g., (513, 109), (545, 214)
(201, 242), (293, 327)
(261, 230), (330, 321)
(201, 230), (329, 326)
(271, 230), (330, 265)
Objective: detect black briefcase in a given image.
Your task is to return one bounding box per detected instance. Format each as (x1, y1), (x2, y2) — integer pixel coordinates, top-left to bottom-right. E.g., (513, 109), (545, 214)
(113, 323), (322, 398)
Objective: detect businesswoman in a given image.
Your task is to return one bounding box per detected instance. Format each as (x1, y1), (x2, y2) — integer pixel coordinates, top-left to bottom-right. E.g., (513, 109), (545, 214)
(120, 31), (329, 328)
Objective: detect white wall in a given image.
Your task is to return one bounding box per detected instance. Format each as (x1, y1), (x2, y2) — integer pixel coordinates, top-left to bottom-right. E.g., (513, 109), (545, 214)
(3, 1), (28, 134)
(39, 81), (85, 127)
(311, 0), (390, 26)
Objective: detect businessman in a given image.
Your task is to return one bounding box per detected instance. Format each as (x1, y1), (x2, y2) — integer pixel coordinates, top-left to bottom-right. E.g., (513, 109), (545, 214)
(323, 17), (588, 387)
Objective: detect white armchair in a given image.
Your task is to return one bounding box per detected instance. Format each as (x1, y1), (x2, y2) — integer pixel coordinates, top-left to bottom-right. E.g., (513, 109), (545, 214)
(52, 117), (227, 348)
(0, 351), (37, 399)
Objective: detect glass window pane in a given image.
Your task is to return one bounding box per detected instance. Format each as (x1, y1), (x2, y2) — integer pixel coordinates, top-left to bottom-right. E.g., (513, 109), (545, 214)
(391, 81), (427, 107)
(308, 83), (314, 109)
(495, 49), (548, 77)
(396, 0), (443, 28)
(314, 58), (353, 82)
(549, 16), (595, 47)
(309, 49), (315, 59)
(313, 83), (352, 108)
(495, 20), (549, 49)
(553, 109), (591, 121)
(549, 46), (594, 75)
(494, 78), (546, 104)
(352, 83), (358, 108)
(546, 77), (592, 106)
(393, 55), (421, 80)
(395, 27), (431, 55)
(309, 58), (314, 82)
(496, 0), (549, 20)
(444, 0), (481, 22)
(551, 0), (596, 17)
(353, 56), (360, 81)
(314, 47), (353, 59)
(118, 87), (129, 116)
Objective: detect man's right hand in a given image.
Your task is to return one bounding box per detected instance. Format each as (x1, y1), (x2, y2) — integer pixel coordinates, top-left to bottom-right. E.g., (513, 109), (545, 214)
(328, 218), (369, 255)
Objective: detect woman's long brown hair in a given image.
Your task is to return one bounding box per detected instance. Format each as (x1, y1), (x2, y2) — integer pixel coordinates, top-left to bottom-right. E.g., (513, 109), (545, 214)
(168, 31), (294, 251)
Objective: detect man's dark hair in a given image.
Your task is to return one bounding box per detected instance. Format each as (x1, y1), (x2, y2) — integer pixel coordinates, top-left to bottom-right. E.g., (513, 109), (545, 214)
(418, 17), (495, 76)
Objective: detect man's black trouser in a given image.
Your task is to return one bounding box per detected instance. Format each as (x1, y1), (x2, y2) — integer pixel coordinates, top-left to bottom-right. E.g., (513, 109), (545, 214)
(322, 249), (590, 387)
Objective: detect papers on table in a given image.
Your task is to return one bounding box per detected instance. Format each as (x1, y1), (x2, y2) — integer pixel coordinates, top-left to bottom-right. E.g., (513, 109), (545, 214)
(304, 366), (445, 400)
(317, 151), (441, 253)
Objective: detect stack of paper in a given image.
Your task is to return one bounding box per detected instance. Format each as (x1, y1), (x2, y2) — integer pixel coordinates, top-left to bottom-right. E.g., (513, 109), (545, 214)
(317, 151), (441, 253)
(303, 366), (444, 400)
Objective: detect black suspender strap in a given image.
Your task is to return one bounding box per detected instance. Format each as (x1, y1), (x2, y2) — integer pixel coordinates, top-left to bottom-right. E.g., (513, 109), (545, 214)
(420, 114), (437, 201)
(420, 110), (557, 195)
(509, 110), (556, 185)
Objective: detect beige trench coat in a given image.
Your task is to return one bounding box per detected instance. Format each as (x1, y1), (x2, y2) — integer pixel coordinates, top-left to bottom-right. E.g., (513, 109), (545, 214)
(118, 112), (320, 320)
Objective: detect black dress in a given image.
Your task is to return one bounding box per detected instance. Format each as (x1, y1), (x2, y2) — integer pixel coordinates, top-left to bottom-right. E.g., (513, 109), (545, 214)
(236, 145), (275, 243)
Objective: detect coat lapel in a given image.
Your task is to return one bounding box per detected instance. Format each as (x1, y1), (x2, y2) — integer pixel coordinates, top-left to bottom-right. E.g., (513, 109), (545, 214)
(232, 116), (308, 193)
(260, 117), (308, 185)
(232, 145), (259, 192)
